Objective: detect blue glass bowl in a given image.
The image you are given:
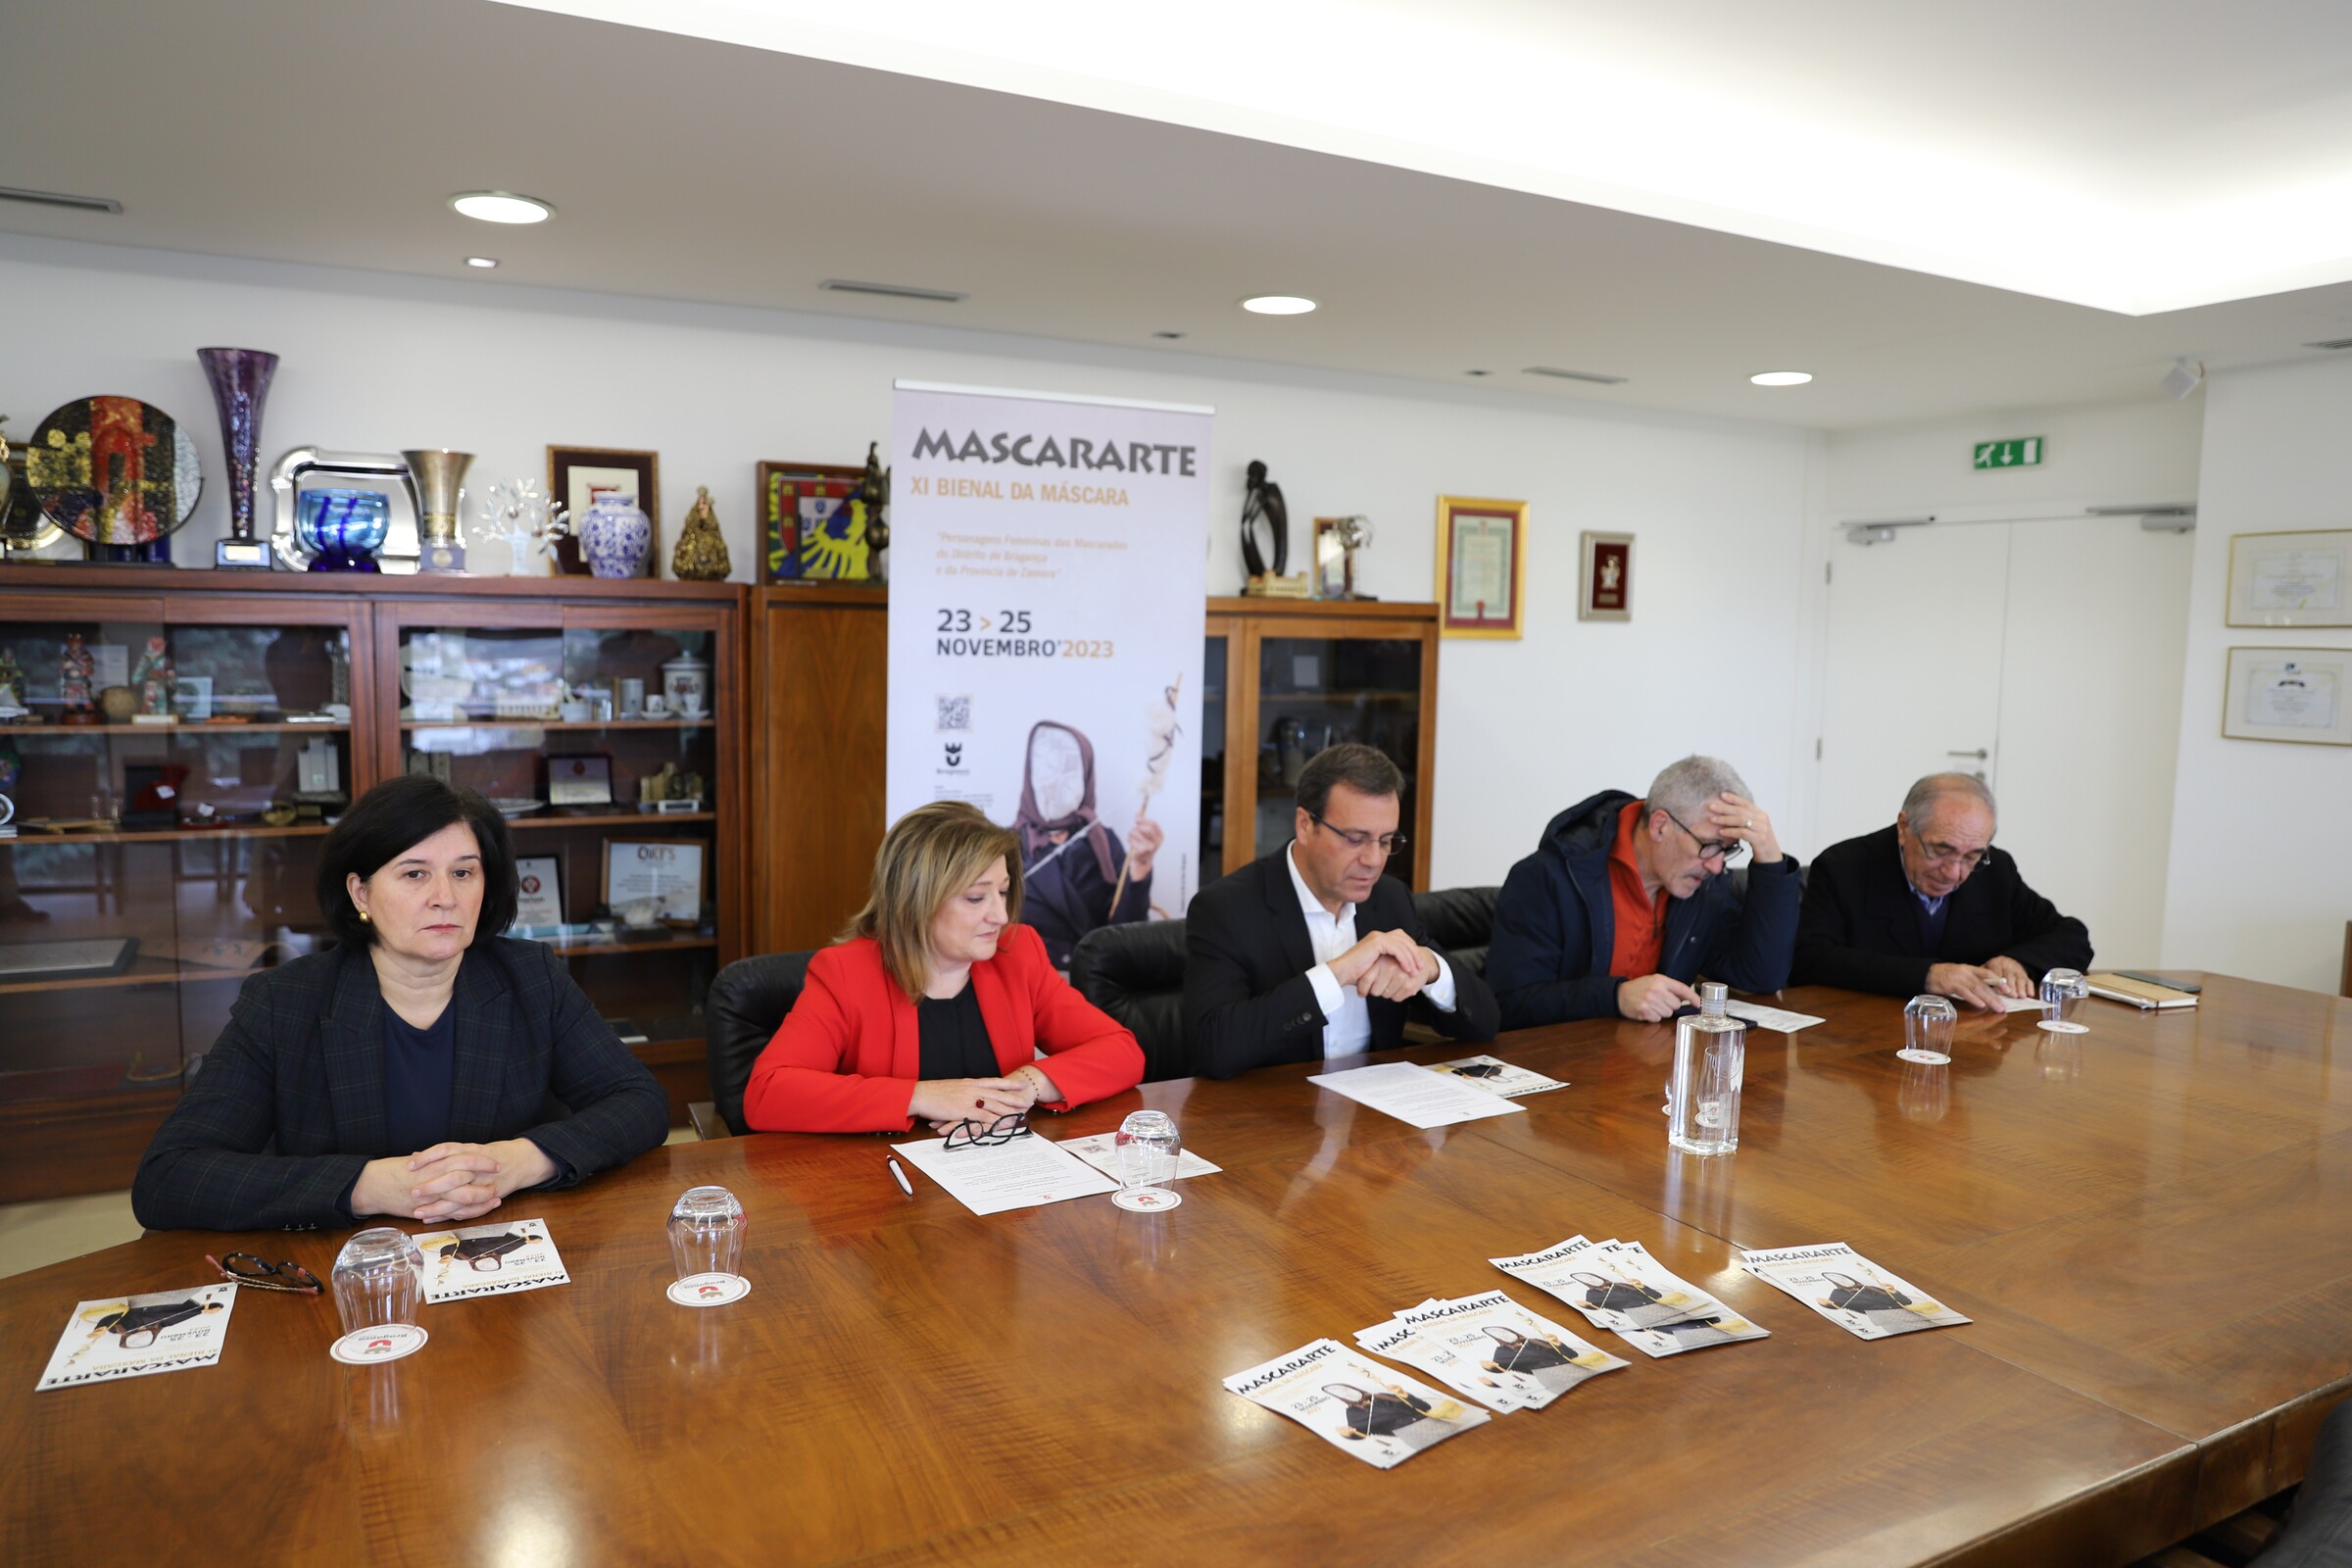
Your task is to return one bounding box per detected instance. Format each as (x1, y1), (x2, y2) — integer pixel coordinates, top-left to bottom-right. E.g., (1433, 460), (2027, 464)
(296, 488), (391, 572)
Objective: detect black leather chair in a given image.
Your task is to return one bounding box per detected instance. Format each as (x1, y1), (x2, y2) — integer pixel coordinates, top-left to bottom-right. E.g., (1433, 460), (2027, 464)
(2262, 1399), (2352, 1566)
(698, 950), (813, 1136)
(1068, 918), (1191, 1083)
(1412, 886), (1499, 979)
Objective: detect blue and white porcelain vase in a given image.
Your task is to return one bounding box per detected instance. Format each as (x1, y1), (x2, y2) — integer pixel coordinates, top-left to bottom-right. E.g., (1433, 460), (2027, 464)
(579, 492), (652, 578)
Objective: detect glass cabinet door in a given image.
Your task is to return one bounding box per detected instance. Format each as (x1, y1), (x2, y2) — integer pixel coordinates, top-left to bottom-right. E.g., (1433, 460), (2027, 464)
(0, 607), (359, 1158)
(391, 613), (722, 1058)
(1200, 625), (1230, 877)
(1251, 631), (1425, 888)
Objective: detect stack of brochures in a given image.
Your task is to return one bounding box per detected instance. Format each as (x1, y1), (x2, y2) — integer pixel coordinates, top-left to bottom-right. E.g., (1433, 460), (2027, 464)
(1223, 1339), (1490, 1468)
(1492, 1234), (1772, 1356)
(1424, 1056), (1570, 1097)
(1353, 1289), (1626, 1412)
(1739, 1243), (1971, 1339)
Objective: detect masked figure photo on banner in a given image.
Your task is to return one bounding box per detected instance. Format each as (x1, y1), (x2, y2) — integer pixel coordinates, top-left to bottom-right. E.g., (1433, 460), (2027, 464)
(1015, 719), (1160, 969)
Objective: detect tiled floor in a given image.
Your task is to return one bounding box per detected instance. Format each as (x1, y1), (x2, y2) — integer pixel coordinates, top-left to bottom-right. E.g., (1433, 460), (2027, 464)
(0, 1125), (702, 1281)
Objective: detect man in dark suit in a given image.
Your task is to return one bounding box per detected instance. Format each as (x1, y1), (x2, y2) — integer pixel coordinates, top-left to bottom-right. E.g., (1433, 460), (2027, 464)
(1793, 772), (2091, 1010)
(1184, 744), (1498, 1079)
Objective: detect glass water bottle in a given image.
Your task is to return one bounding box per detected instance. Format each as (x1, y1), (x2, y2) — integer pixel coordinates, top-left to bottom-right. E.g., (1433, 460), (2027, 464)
(1668, 982), (1746, 1156)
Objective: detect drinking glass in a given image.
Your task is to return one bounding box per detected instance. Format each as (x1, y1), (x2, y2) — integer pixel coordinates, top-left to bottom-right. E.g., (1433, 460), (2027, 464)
(331, 1227), (423, 1336)
(668, 1186), (748, 1280)
(2038, 968), (2090, 1033)
(1899, 994), (1957, 1064)
(1114, 1109), (1181, 1209)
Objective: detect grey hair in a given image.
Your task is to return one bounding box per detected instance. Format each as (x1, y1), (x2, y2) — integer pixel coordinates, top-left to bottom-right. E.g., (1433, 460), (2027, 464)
(1901, 772), (1997, 826)
(1643, 756), (1750, 825)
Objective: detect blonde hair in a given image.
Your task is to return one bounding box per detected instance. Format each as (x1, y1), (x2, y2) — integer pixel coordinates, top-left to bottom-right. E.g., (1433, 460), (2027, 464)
(845, 801), (1024, 998)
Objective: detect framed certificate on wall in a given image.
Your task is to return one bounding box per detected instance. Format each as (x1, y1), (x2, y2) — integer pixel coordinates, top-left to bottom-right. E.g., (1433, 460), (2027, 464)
(603, 838), (708, 922)
(1436, 496), (1526, 638)
(2221, 646), (2352, 745)
(2228, 530), (2352, 628)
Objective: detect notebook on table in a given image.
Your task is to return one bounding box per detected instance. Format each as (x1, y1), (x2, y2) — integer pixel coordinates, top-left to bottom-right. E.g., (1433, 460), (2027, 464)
(2084, 972), (2199, 1009)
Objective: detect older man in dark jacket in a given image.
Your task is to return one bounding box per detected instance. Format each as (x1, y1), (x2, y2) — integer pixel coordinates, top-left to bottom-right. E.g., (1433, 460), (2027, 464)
(1486, 756), (1801, 1028)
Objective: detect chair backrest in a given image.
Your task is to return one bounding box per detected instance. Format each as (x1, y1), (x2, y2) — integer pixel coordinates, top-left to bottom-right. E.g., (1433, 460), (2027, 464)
(1411, 886), (1499, 978)
(705, 950), (814, 1135)
(1068, 918), (1191, 1083)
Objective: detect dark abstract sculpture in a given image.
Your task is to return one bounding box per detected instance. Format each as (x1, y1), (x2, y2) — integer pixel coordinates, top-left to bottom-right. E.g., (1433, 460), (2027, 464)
(1240, 460), (1288, 581)
(197, 347), (277, 569)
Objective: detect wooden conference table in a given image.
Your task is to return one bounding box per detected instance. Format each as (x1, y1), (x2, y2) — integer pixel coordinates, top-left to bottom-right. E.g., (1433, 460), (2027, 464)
(5, 973), (2351, 1566)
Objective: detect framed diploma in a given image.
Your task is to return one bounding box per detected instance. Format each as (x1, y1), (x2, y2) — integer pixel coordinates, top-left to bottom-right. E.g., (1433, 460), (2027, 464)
(514, 856), (563, 929)
(602, 838), (708, 922)
(1579, 530), (1633, 621)
(2228, 529), (2352, 627)
(545, 753), (613, 807)
(2222, 646), (2352, 745)
(1436, 496), (1526, 638)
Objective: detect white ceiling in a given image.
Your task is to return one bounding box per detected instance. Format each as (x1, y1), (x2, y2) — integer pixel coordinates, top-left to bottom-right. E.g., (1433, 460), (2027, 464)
(5, 0), (2352, 429)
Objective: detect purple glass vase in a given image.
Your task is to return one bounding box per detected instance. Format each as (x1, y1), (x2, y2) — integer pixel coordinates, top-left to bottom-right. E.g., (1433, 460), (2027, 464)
(197, 346), (278, 569)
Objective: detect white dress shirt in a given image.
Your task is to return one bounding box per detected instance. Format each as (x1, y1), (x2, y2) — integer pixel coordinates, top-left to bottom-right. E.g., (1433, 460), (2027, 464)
(1285, 842), (1458, 1058)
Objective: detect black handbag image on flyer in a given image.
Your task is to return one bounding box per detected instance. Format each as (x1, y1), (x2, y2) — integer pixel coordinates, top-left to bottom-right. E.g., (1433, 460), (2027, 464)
(1821, 1270), (1911, 1313)
(439, 1232), (530, 1272)
(96, 1297), (224, 1350)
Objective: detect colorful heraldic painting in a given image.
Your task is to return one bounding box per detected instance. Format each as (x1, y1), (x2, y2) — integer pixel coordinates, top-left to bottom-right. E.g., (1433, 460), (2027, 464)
(885, 381), (1211, 928)
(756, 462), (863, 583)
(25, 397), (204, 547)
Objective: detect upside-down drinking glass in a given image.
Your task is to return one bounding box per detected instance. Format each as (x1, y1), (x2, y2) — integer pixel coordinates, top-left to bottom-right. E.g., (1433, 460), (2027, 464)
(668, 1186), (748, 1280)
(331, 1227), (423, 1336)
(1899, 994), (1957, 1065)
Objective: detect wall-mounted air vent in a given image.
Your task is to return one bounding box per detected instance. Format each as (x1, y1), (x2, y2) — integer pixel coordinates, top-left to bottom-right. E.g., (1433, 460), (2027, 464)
(1523, 366), (1628, 385)
(0, 185), (122, 214)
(820, 278), (966, 303)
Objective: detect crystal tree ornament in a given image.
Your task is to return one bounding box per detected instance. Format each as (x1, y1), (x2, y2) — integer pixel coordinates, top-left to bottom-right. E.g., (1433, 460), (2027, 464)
(473, 477), (567, 576)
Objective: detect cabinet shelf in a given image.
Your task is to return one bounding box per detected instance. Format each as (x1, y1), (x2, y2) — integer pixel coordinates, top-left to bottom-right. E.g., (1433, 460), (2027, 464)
(0, 721), (349, 737)
(400, 717), (713, 733)
(509, 810), (715, 830)
(0, 962), (261, 999)
(544, 935), (716, 957)
(1, 824), (332, 847)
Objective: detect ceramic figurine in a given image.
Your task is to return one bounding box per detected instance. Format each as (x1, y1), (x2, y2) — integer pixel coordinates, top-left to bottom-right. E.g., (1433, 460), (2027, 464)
(670, 485), (731, 581)
(131, 635), (174, 716)
(579, 492), (652, 578)
(857, 442), (891, 583)
(60, 632), (96, 721)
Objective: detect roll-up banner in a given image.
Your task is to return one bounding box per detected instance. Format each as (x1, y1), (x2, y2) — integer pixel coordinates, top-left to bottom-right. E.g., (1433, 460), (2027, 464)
(888, 380), (1211, 969)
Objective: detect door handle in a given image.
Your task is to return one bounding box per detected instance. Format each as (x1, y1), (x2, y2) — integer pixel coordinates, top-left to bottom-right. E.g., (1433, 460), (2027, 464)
(1946, 749), (1988, 760)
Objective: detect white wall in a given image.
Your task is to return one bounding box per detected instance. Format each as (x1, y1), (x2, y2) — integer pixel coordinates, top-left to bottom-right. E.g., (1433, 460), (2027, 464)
(2162, 359), (2352, 991)
(0, 234), (1812, 893)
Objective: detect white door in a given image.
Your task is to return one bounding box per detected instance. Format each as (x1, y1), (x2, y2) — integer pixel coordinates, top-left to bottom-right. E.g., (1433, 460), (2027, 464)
(1814, 521), (2010, 851)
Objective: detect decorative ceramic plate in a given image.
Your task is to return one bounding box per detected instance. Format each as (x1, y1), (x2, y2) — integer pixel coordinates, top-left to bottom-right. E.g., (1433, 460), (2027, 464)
(488, 798), (547, 817)
(25, 396), (203, 546)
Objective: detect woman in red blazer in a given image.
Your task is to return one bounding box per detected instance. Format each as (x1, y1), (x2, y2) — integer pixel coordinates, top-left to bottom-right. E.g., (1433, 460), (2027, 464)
(743, 801), (1145, 1134)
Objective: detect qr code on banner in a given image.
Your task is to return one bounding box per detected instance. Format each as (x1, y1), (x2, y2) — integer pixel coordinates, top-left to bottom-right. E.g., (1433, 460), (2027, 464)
(936, 695), (972, 733)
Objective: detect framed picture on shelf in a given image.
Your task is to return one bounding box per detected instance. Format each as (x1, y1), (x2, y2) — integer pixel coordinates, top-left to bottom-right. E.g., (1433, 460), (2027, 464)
(545, 753), (613, 807)
(548, 446), (661, 577)
(171, 675), (214, 719)
(1579, 530), (1633, 622)
(2227, 529), (2352, 627)
(603, 837), (708, 924)
(755, 461), (864, 585)
(1436, 496), (1526, 638)
(2221, 646), (2352, 745)
(514, 856), (563, 929)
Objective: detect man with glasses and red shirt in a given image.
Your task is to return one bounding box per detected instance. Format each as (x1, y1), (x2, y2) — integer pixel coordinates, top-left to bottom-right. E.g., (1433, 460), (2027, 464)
(1488, 756), (1800, 1027)
(1184, 743), (1498, 1079)
(1793, 772), (2090, 1010)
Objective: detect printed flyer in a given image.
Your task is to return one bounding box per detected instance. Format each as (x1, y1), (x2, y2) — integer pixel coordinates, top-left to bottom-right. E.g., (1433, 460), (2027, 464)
(1491, 1234), (1771, 1357)
(1362, 1290), (1626, 1410)
(1425, 1056), (1569, 1097)
(1740, 1243), (1972, 1340)
(415, 1217), (569, 1302)
(1224, 1338), (1489, 1469)
(37, 1282), (239, 1391)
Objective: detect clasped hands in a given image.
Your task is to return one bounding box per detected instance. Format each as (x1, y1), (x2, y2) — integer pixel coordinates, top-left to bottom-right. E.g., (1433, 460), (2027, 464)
(909, 1064), (1063, 1133)
(353, 1138), (558, 1225)
(1329, 928), (1441, 1003)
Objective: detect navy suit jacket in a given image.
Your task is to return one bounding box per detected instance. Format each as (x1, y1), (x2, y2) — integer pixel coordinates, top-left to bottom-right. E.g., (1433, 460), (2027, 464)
(133, 937), (669, 1232)
(1182, 847), (1499, 1080)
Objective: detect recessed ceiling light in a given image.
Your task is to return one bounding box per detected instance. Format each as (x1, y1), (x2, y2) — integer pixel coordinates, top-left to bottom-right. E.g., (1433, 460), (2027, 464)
(450, 191), (553, 224)
(466, 256), (499, 270)
(1242, 295), (1316, 316)
(1749, 370), (1813, 387)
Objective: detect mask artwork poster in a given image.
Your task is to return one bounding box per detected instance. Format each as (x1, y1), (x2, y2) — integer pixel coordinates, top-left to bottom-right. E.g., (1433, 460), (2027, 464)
(887, 381), (1211, 965)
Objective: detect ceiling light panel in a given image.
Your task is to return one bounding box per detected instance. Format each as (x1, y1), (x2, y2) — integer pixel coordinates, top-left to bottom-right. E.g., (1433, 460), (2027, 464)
(450, 191), (553, 223)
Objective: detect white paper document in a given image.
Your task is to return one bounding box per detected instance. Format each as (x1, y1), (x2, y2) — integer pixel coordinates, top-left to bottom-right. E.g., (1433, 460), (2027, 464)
(1425, 1055), (1569, 1097)
(892, 1133), (1119, 1215)
(414, 1217), (569, 1303)
(1224, 1338), (1490, 1469)
(1054, 1133), (1222, 1183)
(1997, 995), (2047, 1013)
(1491, 1235), (1770, 1358)
(1306, 1061), (1527, 1129)
(1358, 1291), (1628, 1412)
(1740, 1242), (1971, 1340)
(1722, 1000), (1824, 1033)
(38, 1282), (239, 1392)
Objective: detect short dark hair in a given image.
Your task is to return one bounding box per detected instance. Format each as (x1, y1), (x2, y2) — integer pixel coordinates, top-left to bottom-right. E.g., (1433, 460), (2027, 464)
(316, 775), (518, 949)
(1294, 743), (1403, 818)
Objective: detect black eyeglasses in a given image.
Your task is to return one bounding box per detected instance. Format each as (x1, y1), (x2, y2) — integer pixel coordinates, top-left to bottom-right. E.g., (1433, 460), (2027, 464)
(1660, 808), (1747, 867)
(207, 1252), (323, 1295)
(943, 1113), (1033, 1152)
(1307, 810), (1408, 858)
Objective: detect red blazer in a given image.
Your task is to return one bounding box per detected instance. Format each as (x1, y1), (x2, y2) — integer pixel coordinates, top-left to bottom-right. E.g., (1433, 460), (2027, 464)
(742, 924), (1145, 1134)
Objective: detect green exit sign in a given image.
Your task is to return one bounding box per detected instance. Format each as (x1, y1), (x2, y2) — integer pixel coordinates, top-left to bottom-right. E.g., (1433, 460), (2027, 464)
(1973, 436), (2044, 469)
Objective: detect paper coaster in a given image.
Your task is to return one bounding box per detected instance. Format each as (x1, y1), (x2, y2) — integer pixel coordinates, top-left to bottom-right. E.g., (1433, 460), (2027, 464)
(1895, 1049), (1952, 1064)
(2035, 1020), (2088, 1034)
(1112, 1188), (1182, 1212)
(329, 1323), (428, 1364)
(667, 1272), (751, 1307)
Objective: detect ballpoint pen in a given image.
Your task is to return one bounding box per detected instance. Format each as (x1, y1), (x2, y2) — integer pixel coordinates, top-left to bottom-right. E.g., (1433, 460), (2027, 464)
(887, 1155), (914, 1198)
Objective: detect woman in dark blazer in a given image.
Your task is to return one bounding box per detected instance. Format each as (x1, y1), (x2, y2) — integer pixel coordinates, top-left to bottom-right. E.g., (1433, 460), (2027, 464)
(742, 800), (1144, 1134)
(132, 776), (669, 1233)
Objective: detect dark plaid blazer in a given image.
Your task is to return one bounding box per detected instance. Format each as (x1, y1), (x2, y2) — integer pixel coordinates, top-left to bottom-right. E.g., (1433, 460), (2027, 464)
(132, 938), (669, 1233)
